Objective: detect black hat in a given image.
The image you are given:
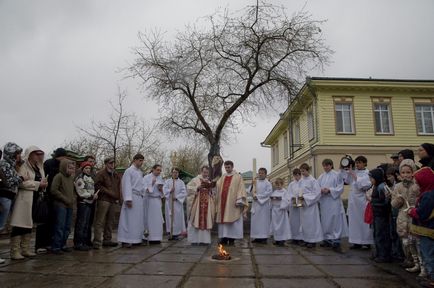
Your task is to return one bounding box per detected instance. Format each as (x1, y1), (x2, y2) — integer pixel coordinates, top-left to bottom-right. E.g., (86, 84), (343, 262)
(54, 148), (67, 158)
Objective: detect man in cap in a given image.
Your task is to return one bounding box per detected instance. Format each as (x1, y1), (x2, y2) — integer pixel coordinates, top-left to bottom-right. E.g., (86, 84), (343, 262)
(93, 157), (121, 249)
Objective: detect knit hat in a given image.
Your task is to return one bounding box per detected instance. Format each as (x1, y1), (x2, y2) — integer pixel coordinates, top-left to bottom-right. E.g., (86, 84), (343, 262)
(398, 149), (414, 161)
(399, 159), (416, 173)
(80, 161), (93, 169)
(414, 167), (434, 194)
(369, 168), (384, 185)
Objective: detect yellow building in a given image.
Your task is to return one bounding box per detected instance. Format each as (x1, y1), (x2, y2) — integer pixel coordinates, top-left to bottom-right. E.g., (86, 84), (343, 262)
(262, 77), (434, 183)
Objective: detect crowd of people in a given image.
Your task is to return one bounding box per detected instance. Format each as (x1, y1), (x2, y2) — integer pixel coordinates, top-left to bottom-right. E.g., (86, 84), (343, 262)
(0, 142), (433, 287)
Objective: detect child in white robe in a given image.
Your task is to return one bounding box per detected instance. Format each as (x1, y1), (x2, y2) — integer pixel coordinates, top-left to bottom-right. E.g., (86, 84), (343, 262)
(299, 163), (323, 248)
(270, 178), (291, 246)
(282, 168), (303, 245)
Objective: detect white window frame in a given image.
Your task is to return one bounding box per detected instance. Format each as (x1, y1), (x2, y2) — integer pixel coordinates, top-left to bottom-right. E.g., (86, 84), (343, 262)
(415, 104), (434, 135)
(335, 102), (355, 134)
(373, 102), (393, 134)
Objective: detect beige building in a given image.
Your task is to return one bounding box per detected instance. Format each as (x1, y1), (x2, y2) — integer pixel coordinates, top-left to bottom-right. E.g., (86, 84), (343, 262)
(262, 77), (434, 184)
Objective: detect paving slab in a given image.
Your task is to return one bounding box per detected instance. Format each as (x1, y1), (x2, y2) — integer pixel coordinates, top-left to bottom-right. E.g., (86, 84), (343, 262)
(317, 264), (395, 278)
(258, 264), (325, 278)
(100, 275), (182, 288)
(191, 263), (254, 277)
(304, 255), (368, 265)
(255, 255), (308, 265)
(124, 261), (194, 276)
(146, 253), (202, 263)
(3, 274), (107, 288)
(253, 248), (298, 255)
(0, 259), (79, 274)
(262, 278), (336, 288)
(334, 278), (413, 288)
(183, 276), (256, 288)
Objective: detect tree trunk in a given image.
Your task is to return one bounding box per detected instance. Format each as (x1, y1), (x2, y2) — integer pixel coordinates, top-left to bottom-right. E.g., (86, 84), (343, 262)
(208, 141), (222, 182)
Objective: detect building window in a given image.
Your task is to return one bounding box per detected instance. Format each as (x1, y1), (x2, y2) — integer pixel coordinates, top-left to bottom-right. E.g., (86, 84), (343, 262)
(272, 143), (279, 166)
(415, 104), (434, 135)
(335, 103), (354, 134)
(373, 103), (393, 134)
(292, 120), (301, 151)
(307, 105), (314, 140)
(283, 131), (289, 159)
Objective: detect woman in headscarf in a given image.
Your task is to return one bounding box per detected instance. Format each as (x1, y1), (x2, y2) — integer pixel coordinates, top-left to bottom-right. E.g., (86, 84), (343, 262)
(418, 143), (434, 170)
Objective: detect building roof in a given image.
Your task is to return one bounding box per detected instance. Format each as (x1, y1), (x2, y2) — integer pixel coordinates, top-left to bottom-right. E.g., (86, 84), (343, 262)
(261, 77), (434, 146)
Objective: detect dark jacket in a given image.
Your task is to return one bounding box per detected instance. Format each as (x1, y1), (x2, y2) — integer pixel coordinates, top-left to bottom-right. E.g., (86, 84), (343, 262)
(0, 142), (23, 199)
(409, 190), (434, 239)
(44, 157), (61, 197)
(94, 169), (121, 203)
(371, 182), (391, 217)
(50, 160), (75, 208)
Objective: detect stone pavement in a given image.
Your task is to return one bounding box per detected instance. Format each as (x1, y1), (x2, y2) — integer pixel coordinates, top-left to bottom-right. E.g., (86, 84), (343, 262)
(0, 235), (422, 288)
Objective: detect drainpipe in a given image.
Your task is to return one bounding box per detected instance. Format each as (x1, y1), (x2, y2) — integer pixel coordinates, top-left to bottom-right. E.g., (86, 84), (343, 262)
(306, 79), (319, 177)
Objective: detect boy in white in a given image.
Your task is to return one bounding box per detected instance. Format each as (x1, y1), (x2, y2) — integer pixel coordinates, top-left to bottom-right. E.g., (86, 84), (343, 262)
(250, 167), (273, 244)
(299, 163), (323, 248)
(283, 168), (303, 245)
(318, 159), (348, 251)
(118, 154), (145, 247)
(163, 168), (187, 240)
(340, 156), (374, 249)
(143, 164), (165, 244)
(270, 178), (291, 246)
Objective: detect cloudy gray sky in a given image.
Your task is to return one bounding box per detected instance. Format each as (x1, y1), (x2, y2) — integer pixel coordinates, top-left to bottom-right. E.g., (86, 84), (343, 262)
(1, 0), (434, 173)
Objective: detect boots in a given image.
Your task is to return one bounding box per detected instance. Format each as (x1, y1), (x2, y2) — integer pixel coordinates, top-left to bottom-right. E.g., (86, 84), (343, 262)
(21, 234), (36, 257)
(406, 254), (420, 273)
(10, 236), (25, 260)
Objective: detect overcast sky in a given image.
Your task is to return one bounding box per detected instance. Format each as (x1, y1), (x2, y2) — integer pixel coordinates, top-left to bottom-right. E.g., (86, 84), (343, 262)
(1, 0), (434, 173)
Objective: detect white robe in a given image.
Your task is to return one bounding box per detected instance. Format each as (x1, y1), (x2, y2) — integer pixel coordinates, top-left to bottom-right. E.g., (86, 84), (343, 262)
(318, 170), (349, 240)
(341, 169), (374, 245)
(163, 178), (187, 236)
(118, 165), (145, 244)
(299, 175), (323, 243)
(270, 189), (291, 241)
(283, 180), (303, 240)
(250, 179), (273, 239)
(143, 173), (165, 241)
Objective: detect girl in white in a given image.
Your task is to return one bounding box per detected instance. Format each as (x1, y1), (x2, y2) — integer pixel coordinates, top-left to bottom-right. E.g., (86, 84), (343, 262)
(270, 178), (291, 246)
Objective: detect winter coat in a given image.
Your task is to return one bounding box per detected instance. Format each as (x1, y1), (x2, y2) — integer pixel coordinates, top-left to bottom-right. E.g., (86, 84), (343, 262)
(391, 180), (419, 237)
(0, 142), (23, 199)
(50, 160), (75, 208)
(10, 146), (45, 228)
(94, 169), (121, 203)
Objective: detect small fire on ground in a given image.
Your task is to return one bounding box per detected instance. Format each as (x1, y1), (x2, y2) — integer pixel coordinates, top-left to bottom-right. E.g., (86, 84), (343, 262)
(212, 244), (232, 260)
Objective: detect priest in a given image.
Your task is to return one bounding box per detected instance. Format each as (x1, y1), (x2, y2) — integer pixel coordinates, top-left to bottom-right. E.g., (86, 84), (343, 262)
(215, 160), (248, 246)
(187, 166), (215, 245)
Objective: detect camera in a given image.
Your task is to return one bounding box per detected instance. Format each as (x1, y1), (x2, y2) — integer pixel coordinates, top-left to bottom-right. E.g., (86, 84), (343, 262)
(340, 155), (355, 169)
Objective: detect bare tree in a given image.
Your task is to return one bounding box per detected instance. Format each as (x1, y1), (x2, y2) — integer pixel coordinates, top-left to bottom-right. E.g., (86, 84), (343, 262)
(73, 88), (162, 168)
(129, 2), (331, 170)
(172, 144), (208, 175)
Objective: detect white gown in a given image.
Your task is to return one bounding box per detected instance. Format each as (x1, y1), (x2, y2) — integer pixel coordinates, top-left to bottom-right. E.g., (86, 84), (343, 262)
(118, 165), (145, 244)
(318, 170), (349, 240)
(284, 180), (303, 240)
(163, 178), (187, 236)
(341, 169), (374, 245)
(143, 173), (165, 241)
(299, 175), (323, 243)
(250, 179), (273, 239)
(270, 189), (291, 241)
